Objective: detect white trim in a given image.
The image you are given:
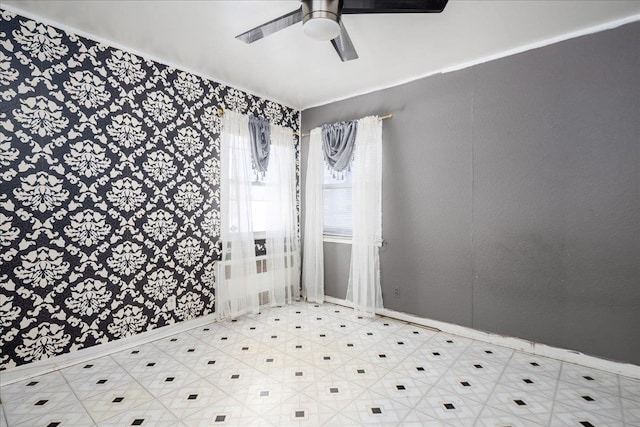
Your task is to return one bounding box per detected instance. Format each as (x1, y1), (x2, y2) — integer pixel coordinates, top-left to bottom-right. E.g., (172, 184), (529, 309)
(324, 296), (640, 379)
(0, 3), (297, 111)
(0, 313), (218, 386)
(323, 235), (352, 244)
(303, 13), (640, 110)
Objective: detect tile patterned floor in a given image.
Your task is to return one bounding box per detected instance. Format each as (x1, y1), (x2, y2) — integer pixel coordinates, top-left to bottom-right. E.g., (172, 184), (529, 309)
(1, 301), (639, 426)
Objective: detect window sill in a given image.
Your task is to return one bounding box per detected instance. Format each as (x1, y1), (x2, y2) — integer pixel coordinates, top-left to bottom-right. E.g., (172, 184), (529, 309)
(323, 235), (352, 245)
(322, 235), (385, 247)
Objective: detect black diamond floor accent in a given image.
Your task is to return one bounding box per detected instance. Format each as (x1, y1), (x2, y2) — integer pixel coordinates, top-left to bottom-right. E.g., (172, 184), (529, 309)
(514, 399), (526, 406)
(319, 334), (326, 337)
(366, 332), (373, 336)
(165, 377), (175, 382)
(271, 335), (277, 339)
(203, 328), (209, 331)
(47, 423), (61, 427)
(274, 318), (280, 321)
(230, 374), (240, 379)
(221, 337), (228, 340)
(208, 360), (216, 365)
(266, 358), (274, 362)
(582, 395), (595, 402)
(397, 341), (404, 345)
(378, 354), (387, 358)
(27, 381), (39, 386)
(97, 379), (108, 384)
(413, 331), (420, 334)
(530, 362), (540, 366)
(260, 390), (269, 397)
(474, 364), (483, 369)
(396, 385), (406, 390)
(340, 325), (346, 328)
(580, 422), (595, 427)
(323, 356), (331, 360)
(131, 350), (139, 354)
(112, 397), (124, 403)
(357, 369), (366, 374)
(444, 403), (455, 410)
(295, 410), (305, 418)
(523, 379), (534, 384)
(34, 399), (48, 406)
(170, 338), (177, 342)
(461, 381), (471, 387)
(316, 317), (322, 320)
(296, 345), (302, 349)
(241, 347), (249, 351)
(147, 363), (155, 367)
(249, 327), (256, 330)
(187, 348), (195, 353)
(383, 323), (389, 326)
(347, 343), (354, 347)
(295, 326), (301, 329)
(188, 394), (198, 400)
(84, 364), (93, 368)
(446, 340), (453, 343)
(485, 350), (493, 354)
(215, 415), (226, 422)
(584, 376), (595, 381)
(416, 367), (425, 371)
(371, 407), (382, 414)
(432, 352), (440, 356)
(132, 419), (144, 425)
(295, 371), (303, 376)
(329, 387), (339, 393)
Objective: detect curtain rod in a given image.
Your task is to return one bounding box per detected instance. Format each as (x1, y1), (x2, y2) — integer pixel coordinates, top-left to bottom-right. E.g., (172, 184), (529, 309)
(299, 114), (393, 137)
(216, 109), (393, 138)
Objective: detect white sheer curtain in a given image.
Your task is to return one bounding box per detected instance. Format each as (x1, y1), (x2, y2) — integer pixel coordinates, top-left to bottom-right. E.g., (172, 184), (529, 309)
(264, 124), (300, 306)
(218, 111), (259, 319)
(347, 116), (383, 316)
(302, 128), (325, 303)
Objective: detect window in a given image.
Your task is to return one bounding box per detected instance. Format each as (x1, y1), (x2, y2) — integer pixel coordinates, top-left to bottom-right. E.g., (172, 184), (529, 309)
(250, 179), (268, 235)
(246, 142), (294, 237)
(323, 162), (352, 237)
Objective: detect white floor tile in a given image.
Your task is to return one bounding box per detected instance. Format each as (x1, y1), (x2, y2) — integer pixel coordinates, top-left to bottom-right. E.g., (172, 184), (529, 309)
(81, 380), (154, 423)
(2, 301), (637, 427)
(3, 387), (81, 426)
(157, 378), (229, 419)
(97, 399), (179, 427)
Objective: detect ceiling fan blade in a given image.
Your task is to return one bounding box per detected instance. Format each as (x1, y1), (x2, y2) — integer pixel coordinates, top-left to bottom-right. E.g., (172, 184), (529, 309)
(341, 0), (448, 14)
(331, 21), (359, 62)
(236, 7), (303, 44)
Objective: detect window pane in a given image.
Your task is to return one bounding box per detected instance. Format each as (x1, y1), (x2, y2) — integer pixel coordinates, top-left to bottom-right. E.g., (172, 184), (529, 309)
(323, 187), (352, 236)
(251, 182), (268, 233)
(251, 200), (267, 233)
(323, 163), (352, 185)
(322, 162), (353, 236)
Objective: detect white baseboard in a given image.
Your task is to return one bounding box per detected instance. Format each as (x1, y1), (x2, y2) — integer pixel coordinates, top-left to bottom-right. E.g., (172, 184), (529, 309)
(0, 313), (218, 386)
(324, 296), (640, 379)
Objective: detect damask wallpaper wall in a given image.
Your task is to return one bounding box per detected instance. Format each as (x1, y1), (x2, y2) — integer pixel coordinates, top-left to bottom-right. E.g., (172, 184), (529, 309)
(0, 9), (300, 370)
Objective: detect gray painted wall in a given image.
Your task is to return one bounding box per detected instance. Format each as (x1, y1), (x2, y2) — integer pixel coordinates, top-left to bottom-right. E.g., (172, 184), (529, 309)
(301, 22), (640, 365)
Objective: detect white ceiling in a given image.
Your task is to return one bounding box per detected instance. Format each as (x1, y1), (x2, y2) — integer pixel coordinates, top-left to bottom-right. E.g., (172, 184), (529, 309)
(4, 1), (640, 110)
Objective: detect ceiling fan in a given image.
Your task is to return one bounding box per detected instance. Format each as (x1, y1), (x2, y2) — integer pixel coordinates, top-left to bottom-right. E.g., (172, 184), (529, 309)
(236, 0), (449, 62)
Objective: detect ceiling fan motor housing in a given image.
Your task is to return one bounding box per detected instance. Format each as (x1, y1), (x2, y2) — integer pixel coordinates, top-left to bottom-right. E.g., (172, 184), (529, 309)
(301, 0), (342, 41)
